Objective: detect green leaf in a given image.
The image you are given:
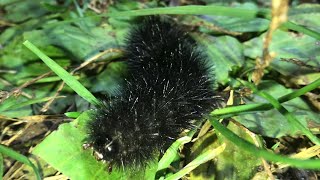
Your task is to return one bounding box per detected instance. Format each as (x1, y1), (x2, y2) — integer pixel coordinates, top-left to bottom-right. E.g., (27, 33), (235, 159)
(211, 78), (320, 117)
(44, 23), (118, 60)
(233, 80), (320, 138)
(197, 3), (269, 33)
(216, 122), (261, 180)
(195, 35), (244, 85)
(103, 5), (319, 39)
(188, 131), (218, 180)
(33, 112), (117, 179)
(205, 16), (269, 33)
(289, 4), (320, 32)
(1, 1), (48, 23)
(244, 30), (320, 77)
(33, 111), (158, 179)
(241, 80), (320, 145)
(210, 118), (320, 169)
(189, 123), (261, 180)
(0, 29), (65, 87)
(90, 62), (126, 95)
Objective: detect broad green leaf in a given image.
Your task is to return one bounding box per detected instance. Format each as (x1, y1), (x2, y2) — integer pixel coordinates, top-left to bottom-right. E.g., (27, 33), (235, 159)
(205, 16), (269, 33)
(241, 80), (320, 145)
(189, 122), (261, 180)
(210, 118), (320, 169)
(0, 29), (65, 87)
(33, 112), (158, 180)
(196, 35), (244, 85)
(89, 61), (126, 95)
(2, 1), (49, 23)
(244, 30), (320, 77)
(44, 24), (118, 60)
(33, 112), (117, 180)
(197, 3), (269, 33)
(234, 80), (320, 138)
(188, 131), (219, 179)
(1, 59), (68, 86)
(289, 4), (320, 32)
(289, 73), (320, 86)
(216, 123), (261, 179)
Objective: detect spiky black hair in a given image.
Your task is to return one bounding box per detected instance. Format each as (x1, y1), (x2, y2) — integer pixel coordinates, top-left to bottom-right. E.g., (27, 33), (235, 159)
(87, 16), (218, 169)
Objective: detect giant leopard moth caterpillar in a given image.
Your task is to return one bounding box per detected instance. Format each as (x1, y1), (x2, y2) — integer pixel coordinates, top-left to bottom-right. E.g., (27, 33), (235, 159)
(86, 16), (218, 169)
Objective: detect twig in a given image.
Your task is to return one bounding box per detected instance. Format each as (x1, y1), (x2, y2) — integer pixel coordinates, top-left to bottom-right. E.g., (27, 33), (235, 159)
(252, 0), (289, 84)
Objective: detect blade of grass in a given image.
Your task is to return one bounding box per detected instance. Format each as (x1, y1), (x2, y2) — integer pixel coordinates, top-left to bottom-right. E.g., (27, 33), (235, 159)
(278, 78), (320, 103)
(48, 5), (269, 28)
(0, 144), (41, 180)
(18, 76), (80, 84)
(281, 20), (320, 40)
(157, 122), (202, 173)
(72, 0), (83, 17)
(209, 118), (320, 169)
(165, 143), (226, 180)
(157, 136), (191, 172)
(23, 40), (99, 105)
(64, 111), (82, 118)
(241, 80), (320, 145)
(0, 96), (63, 113)
(41, 4), (320, 42)
(211, 78), (320, 116)
(105, 6), (320, 40)
(44, 5), (320, 40)
(0, 154), (3, 180)
(107, 5), (269, 19)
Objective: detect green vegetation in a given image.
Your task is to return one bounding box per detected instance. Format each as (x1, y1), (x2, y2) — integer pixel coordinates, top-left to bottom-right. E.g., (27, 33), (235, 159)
(1, 0), (319, 179)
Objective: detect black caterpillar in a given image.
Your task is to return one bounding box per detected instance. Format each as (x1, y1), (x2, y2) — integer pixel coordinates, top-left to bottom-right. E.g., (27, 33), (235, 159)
(87, 16), (217, 169)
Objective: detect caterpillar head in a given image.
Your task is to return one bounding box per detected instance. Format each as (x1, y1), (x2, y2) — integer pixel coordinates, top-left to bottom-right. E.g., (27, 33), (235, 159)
(86, 98), (161, 168)
(92, 137), (118, 161)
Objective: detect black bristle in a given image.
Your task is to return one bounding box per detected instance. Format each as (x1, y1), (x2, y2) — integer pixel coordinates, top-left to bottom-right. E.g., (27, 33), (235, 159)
(87, 16), (218, 169)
